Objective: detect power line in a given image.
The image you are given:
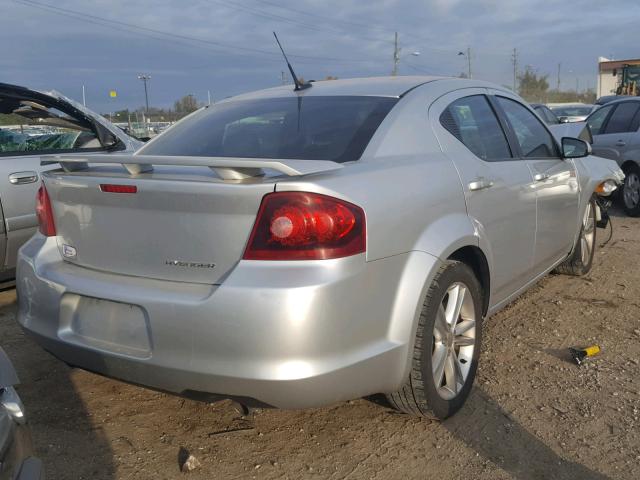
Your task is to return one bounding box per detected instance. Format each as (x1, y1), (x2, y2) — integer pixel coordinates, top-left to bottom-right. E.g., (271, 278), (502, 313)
(206, 0), (326, 33)
(251, 0), (388, 32)
(12, 0), (371, 64)
(249, 0), (493, 56)
(209, 0), (399, 46)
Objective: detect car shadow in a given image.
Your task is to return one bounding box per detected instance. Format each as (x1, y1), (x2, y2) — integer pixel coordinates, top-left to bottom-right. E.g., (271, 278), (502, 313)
(0, 289), (116, 480)
(443, 388), (611, 480)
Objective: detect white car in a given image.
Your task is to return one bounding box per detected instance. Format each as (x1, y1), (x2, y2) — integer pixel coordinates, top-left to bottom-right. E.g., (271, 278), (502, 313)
(548, 103), (596, 122)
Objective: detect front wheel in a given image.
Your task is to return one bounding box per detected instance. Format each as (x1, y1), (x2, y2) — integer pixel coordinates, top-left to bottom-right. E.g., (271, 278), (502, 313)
(555, 197), (596, 276)
(621, 164), (640, 217)
(386, 260), (483, 419)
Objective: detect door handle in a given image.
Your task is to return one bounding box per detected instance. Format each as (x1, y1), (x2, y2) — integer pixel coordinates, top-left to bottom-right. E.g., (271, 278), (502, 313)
(8, 171), (38, 185)
(615, 140), (627, 147)
(534, 173), (550, 182)
(468, 178), (494, 191)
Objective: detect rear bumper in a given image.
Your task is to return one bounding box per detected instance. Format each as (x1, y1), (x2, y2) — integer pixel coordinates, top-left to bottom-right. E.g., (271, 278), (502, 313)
(17, 235), (439, 409)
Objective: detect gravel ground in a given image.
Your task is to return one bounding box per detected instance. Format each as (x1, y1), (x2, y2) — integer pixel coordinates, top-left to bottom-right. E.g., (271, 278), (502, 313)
(1, 210), (639, 480)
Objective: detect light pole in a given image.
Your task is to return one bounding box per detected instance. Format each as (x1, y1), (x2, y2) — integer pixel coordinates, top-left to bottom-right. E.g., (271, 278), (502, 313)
(392, 32), (420, 76)
(458, 48), (472, 78)
(137, 74), (151, 114)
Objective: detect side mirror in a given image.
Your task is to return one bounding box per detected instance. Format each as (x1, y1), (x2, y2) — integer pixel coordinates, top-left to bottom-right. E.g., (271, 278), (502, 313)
(101, 131), (119, 148)
(562, 137), (591, 159)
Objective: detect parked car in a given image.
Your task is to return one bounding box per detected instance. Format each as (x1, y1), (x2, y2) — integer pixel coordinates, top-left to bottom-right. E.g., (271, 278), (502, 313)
(17, 76), (623, 419)
(0, 347), (43, 479)
(595, 95), (633, 106)
(531, 103), (562, 125)
(0, 82), (142, 284)
(548, 103), (595, 122)
(586, 97), (640, 215)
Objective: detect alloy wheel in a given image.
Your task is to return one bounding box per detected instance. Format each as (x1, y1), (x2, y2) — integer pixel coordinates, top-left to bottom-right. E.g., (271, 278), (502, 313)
(432, 282), (476, 400)
(623, 172), (640, 210)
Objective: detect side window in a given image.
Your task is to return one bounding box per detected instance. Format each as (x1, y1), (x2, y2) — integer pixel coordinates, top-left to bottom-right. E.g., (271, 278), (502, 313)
(496, 97), (559, 158)
(440, 95), (512, 161)
(604, 102), (640, 134)
(0, 95), (102, 155)
(587, 104), (613, 135)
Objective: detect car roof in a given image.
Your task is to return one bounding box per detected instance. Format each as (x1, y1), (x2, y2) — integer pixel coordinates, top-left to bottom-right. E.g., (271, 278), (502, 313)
(597, 96), (640, 107)
(224, 75), (499, 102)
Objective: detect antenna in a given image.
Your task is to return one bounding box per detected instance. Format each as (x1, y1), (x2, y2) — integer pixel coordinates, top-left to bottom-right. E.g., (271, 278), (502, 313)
(273, 32), (311, 91)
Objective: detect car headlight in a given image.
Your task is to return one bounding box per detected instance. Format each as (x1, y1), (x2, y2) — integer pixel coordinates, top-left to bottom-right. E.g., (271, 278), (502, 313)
(595, 179), (618, 196)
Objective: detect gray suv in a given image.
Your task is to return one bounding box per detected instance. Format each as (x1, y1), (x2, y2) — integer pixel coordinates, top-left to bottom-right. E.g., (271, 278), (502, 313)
(587, 97), (640, 215)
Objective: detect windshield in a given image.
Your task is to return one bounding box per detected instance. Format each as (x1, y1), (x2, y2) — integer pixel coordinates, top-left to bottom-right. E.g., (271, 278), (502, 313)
(550, 105), (593, 117)
(140, 96), (398, 162)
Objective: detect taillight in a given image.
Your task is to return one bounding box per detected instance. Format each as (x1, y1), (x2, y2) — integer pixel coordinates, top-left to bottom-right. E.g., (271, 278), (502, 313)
(243, 192), (366, 260)
(100, 184), (137, 194)
(36, 185), (56, 236)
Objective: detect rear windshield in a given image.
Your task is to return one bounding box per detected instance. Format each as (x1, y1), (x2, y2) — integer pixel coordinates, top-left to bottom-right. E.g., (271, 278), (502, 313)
(550, 106), (593, 117)
(140, 96), (398, 162)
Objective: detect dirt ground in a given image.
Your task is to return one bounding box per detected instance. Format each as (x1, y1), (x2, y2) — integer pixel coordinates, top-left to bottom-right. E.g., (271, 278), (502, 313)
(1, 210), (639, 480)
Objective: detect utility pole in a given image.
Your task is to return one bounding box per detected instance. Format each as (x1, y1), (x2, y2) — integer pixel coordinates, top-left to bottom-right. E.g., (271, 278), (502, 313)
(137, 74), (151, 115)
(511, 48), (518, 92)
(466, 47), (472, 79)
(557, 63), (561, 91)
(392, 32), (400, 76)
(281, 71), (287, 85)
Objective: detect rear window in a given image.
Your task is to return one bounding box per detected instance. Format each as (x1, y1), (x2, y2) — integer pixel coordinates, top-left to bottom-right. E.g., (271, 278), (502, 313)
(140, 96), (398, 162)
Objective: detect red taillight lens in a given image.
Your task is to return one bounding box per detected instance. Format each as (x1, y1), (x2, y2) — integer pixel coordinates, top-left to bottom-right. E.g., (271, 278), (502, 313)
(36, 185), (56, 236)
(243, 192), (366, 260)
(100, 184), (137, 194)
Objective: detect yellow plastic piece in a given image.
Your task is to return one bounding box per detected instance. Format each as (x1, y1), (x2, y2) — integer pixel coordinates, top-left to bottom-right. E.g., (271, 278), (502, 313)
(584, 345), (601, 357)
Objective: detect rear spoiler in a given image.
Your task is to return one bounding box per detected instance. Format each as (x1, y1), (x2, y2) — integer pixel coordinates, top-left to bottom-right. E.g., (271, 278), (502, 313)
(41, 154), (343, 180)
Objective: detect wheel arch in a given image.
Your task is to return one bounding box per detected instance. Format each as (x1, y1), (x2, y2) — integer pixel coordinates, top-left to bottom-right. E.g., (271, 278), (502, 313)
(621, 159), (639, 173)
(412, 213), (494, 317)
(447, 246), (491, 317)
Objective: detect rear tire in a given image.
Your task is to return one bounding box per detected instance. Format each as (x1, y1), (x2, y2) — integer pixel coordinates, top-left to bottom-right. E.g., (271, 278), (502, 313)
(386, 260), (483, 419)
(621, 164), (640, 217)
(555, 197), (596, 276)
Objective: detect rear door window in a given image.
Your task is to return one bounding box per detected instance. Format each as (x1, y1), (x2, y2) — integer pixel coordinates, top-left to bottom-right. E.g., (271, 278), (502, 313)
(496, 97), (559, 158)
(439, 95), (512, 161)
(604, 102), (640, 134)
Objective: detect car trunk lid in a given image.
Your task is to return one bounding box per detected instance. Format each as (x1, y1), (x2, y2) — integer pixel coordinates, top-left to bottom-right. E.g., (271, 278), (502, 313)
(42, 154), (342, 284)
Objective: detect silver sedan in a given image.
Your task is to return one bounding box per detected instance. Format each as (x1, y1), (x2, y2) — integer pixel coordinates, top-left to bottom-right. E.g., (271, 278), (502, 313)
(17, 77), (623, 418)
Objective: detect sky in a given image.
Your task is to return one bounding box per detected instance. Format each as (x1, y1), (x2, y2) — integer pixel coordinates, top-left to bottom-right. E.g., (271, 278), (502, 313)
(2, 0), (640, 113)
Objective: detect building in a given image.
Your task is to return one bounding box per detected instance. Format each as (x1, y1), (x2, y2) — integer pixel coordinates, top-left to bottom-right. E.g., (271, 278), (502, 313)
(598, 57), (640, 97)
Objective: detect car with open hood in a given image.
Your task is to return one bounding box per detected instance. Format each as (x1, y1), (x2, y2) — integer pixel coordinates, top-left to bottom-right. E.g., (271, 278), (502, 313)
(17, 76), (623, 419)
(0, 82), (142, 284)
